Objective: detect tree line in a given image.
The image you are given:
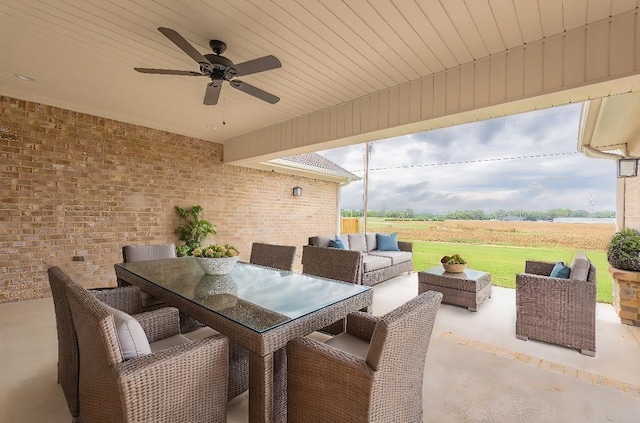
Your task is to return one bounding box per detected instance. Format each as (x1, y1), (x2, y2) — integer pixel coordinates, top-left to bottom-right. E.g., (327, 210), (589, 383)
(340, 208), (615, 221)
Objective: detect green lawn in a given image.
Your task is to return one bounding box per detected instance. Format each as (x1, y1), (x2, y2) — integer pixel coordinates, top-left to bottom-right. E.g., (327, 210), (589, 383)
(411, 241), (612, 304)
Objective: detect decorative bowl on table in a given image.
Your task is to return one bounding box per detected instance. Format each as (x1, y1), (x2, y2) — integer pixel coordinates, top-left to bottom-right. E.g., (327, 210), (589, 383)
(195, 256), (239, 275)
(441, 254), (467, 273)
(442, 263), (467, 273)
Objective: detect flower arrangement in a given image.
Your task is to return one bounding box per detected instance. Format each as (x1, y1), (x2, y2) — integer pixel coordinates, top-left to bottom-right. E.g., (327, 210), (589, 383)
(192, 244), (240, 259)
(440, 254), (467, 265)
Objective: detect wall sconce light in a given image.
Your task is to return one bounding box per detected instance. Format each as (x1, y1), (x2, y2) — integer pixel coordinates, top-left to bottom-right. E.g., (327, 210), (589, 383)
(617, 158), (638, 178)
(292, 186), (302, 197)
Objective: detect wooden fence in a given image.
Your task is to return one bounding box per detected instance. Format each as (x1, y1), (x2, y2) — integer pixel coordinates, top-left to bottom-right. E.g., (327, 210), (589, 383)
(340, 218), (359, 234)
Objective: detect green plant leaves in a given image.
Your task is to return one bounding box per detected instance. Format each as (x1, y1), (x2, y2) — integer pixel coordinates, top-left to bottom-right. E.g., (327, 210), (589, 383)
(607, 228), (640, 271)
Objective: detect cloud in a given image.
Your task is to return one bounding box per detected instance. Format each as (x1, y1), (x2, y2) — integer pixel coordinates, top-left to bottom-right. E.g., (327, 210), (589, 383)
(319, 103), (616, 214)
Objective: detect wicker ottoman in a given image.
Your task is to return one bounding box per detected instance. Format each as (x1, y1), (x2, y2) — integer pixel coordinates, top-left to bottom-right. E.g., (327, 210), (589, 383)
(418, 266), (492, 311)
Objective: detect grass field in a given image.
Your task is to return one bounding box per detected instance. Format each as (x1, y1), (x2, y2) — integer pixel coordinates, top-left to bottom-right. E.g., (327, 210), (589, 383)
(362, 218), (615, 303)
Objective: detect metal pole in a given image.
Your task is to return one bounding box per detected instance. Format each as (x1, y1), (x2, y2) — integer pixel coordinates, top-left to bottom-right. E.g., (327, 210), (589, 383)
(363, 142), (369, 233)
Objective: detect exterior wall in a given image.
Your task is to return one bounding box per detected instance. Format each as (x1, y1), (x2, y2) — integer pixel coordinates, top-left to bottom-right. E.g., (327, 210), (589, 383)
(0, 96), (338, 303)
(622, 176), (640, 230)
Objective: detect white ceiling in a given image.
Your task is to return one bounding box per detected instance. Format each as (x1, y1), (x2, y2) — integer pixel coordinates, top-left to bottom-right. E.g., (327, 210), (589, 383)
(1, 0), (639, 153)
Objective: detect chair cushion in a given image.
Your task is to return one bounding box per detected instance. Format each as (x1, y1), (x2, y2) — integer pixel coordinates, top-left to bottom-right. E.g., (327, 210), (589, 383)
(348, 233), (367, 252)
(362, 254), (392, 272)
(550, 262), (571, 279)
(329, 238), (346, 249)
(368, 250), (412, 265)
(149, 334), (192, 353)
(376, 233), (400, 251)
(338, 234), (350, 250)
(123, 244), (177, 262)
(102, 303), (151, 360)
(325, 332), (370, 360)
(570, 255), (590, 281)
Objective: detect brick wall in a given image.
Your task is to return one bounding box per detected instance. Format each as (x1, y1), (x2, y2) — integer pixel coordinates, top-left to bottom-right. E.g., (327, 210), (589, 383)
(623, 177), (640, 230)
(0, 96), (338, 303)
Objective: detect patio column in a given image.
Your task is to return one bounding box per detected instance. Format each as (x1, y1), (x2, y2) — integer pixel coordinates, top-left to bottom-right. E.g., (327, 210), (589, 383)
(609, 267), (640, 327)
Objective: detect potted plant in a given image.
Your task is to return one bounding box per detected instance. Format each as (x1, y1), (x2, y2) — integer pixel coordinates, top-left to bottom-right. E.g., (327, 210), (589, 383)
(175, 205), (216, 256)
(440, 254), (467, 273)
(607, 228), (640, 271)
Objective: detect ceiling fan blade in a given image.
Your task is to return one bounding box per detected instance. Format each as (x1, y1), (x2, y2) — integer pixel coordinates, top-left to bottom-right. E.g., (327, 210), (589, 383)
(230, 80), (279, 104)
(157, 27), (209, 64)
(203, 81), (223, 105)
(134, 68), (203, 76)
(232, 55), (282, 77)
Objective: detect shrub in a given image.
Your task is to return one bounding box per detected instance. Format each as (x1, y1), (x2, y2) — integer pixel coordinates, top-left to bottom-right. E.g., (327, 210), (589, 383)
(607, 228), (640, 271)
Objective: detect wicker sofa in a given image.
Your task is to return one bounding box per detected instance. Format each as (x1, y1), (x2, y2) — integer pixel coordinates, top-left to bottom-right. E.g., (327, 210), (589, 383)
(306, 233), (413, 286)
(515, 252), (597, 356)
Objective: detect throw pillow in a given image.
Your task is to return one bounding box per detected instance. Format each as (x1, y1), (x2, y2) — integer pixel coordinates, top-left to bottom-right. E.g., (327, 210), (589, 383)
(377, 233), (400, 251)
(550, 262), (571, 279)
(102, 303), (151, 360)
(348, 233), (367, 252)
(329, 238), (346, 249)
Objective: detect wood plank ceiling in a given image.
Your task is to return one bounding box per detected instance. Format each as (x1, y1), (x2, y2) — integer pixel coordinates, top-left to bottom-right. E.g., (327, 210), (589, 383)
(1, 0), (638, 152)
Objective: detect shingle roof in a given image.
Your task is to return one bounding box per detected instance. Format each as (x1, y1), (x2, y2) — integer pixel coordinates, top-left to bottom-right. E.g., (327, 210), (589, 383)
(267, 153), (360, 181)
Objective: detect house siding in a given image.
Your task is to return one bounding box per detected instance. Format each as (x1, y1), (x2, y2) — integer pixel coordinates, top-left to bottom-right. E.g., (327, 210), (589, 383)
(0, 96), (337, 303)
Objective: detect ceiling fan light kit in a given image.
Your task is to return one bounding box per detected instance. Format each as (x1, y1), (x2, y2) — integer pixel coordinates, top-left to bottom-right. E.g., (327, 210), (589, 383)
(134, 27), (281, 106)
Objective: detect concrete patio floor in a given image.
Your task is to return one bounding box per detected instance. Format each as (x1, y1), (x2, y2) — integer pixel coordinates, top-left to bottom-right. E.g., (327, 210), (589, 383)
(2, 272), (639, 422)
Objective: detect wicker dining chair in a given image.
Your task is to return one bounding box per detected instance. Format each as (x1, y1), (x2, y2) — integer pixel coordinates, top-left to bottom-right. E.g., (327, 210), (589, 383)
(515, 252), (597, 356)
(301, 245), (363, 335)
(249, 242), (297, 271)
(287, 291), (443, 423)
(48, 266), (149, 419)
(60, 266), (229, 423)
(122, 244), (249, 400)
(120, 243), (177, 309)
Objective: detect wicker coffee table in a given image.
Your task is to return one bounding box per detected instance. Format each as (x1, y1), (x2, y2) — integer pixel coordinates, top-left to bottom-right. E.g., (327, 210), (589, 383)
(418, 266), (492, 311)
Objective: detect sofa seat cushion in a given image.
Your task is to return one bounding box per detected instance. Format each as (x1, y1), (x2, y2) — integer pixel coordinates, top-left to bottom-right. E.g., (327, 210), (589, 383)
(368, 250), (412, 265)
(149, 333), (192, 353)
(362, 254), (392, 272)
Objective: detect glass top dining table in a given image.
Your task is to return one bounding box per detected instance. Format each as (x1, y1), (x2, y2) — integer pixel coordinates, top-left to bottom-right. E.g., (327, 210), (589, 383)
(114, 256), (373, 423)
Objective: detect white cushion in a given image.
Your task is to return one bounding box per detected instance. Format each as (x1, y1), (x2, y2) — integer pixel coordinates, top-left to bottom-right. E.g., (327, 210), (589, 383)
(102, 303), (151, 360)
(325, 332), (370, 360)
(150, 334), (192, 353)
(570, 254), (590, 281)
(368, 250), (412, 265)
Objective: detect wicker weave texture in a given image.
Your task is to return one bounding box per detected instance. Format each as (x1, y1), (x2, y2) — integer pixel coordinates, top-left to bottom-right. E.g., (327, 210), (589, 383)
(516, 259), (597, 355)
(115, 263), (373, 423)
(249, 242), (297, 271)
(61, 267), (229, 422)
(418, 270), (492, 311)
(287, 291), (443, 423)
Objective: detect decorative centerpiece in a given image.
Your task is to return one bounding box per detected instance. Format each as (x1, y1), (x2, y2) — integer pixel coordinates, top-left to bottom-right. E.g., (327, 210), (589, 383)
(173, 204), (240, 275)
(192, 244), (240, 275)
(441, 254), (467, 273)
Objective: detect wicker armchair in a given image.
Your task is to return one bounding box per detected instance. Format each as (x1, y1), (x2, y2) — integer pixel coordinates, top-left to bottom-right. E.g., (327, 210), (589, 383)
(249, 242), (297, 271)
(515, 253), (597, 356)
(287, 291), (443, 423)
(48, 267), (147, 419)
(301, 245), (363, 335)
(60, 266), (229, 423)
(121, 245), (250, 400)
(120, 243), (177, 309)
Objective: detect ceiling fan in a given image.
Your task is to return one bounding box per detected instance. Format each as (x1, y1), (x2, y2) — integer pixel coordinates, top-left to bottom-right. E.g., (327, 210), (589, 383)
(134, 27), (281, 105)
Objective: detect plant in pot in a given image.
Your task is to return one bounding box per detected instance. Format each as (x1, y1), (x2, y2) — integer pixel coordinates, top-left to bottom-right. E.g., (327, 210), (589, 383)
(174, 205), (240, 274)
(607, 228), (640, 271)
(440, 254), (467, 273)
(175, 205), (217, 256)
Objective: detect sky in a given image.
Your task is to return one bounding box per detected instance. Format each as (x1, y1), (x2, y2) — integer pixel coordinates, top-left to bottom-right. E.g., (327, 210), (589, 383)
(318, 103), (616, 215)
